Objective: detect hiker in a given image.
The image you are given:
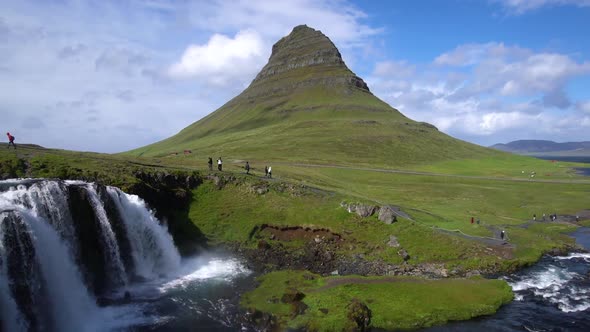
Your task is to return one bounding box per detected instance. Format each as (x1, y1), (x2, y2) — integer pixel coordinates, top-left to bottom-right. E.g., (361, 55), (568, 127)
(476, 218), (480, 225)
(217, 157), (222, 171)
(6, 132), (16, 149)
(500, 230), (505, 240)
(208, 157), (213, 171)
(543, 213), (546, 221)
(268, 166), (272, 178)
(533, 214), (536, 221)
(264, 166), (268, 177)
(576, 216), (580, 222)
(470, 217), (474, 224)
(245, 161), (250, 174)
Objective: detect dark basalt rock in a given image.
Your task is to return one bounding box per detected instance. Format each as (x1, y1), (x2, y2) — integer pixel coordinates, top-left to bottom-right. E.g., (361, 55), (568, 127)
(346, 299), (372, 331)
(129, 171), (206, 255)
(247, 25), (371, 96)
(281, 288), (305, 303)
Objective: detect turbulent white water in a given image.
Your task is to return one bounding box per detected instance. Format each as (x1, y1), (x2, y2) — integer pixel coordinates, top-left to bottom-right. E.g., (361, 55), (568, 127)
(86, 184), (128, 287)
(506, 253), (590, 313)
(107, 187), (181, 280)
(0, 179), (249, 332)
(23, 209), (99, 331)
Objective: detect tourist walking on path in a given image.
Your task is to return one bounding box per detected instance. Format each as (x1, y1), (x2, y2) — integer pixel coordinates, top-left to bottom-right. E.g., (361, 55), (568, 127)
(6, 132), (16, 149)
(208, 157), (213, 171)
(533, 214), (536, 221)
(470, 216), (474, 224)
(500, 230), (505, 240)
(245, 161), (250, 175)
(264, 166), (268, 177)
(268, 166), (272, 178)
(217, 157), (223, 171)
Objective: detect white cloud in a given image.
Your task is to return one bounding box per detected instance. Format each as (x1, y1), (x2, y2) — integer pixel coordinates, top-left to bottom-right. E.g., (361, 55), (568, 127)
(0, 0), (381, 152)
(168, 29), (266, 86)
(494, 0), (590, 14)
(369, 42), (590, 145)
(577, 101), (590, 113)
(434, 43), (590, 106)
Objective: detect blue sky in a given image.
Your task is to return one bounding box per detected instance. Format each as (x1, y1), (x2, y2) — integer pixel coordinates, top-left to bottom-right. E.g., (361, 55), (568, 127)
(1, 0), (589, 152)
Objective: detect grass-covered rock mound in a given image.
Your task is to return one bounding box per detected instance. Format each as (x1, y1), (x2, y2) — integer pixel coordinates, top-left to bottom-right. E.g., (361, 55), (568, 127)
(242, 270), (513, 331)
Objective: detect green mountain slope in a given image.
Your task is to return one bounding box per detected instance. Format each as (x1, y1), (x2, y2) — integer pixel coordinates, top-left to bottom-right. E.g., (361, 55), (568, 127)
(128, 25), (500, 167)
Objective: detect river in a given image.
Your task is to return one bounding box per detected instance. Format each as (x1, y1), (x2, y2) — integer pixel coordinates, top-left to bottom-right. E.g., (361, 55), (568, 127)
(534, 156), (590, 176)
(426, 227), (590, 332)
(2, 179), (590, 331)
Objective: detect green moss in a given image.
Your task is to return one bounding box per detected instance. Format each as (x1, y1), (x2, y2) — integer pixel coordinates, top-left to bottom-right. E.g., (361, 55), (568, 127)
(242, 271), (513, 330)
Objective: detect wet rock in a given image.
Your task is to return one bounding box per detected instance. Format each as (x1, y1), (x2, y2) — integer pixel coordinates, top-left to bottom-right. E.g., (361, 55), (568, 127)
(378, 206), (397, 224)
(387, 235), (400, 248)
(346, 299), (372, 332)
(245, 309), (278, 331)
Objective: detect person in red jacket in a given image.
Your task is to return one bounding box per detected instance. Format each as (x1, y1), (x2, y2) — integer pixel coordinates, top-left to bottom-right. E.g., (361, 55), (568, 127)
(6, 132), (16, 149)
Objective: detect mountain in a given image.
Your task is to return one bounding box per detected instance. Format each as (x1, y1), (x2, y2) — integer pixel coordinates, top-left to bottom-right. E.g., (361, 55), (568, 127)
(128, 25), (498, 166)
(491, 140), (590, 156)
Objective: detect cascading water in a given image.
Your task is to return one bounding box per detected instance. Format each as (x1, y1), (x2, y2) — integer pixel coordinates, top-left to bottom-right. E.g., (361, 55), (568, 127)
(85, 184), (128, 288)
(0, 179), (251, 332)
(107, 187), (181, 280)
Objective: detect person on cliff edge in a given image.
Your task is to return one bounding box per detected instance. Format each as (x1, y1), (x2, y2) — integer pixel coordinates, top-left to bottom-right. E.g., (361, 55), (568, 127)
(217, 157), (223, 171)
(208, 157), (213, 171)
(245, 161), (250, 175)
(6, 132), (16, 149)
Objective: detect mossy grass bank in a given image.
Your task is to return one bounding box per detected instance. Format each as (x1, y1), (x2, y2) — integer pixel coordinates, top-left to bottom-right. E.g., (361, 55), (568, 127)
(241, 270), (513, 331)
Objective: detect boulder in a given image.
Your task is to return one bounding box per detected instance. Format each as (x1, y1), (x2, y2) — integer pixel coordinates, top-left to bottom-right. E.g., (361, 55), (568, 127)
(355, 204), (377, 218)
(398, 248), (410, 261)
(378, 206), (398, 224)
(387, 235), (400, 248)
(346, 299), (372, 332)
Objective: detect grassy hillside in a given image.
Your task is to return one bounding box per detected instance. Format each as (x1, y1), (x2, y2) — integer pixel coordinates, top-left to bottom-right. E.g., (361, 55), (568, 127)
(126, 26), (499, 167)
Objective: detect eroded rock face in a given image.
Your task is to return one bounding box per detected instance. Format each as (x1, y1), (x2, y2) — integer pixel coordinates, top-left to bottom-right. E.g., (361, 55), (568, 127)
(378, 206), (397, 224)
(355, 205), (377, 218)
(248, 25), (371, 95)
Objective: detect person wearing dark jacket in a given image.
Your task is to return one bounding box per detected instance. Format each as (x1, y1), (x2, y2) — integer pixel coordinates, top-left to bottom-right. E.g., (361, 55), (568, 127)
(245, 161), (250, 174)
(6, 132), (16, 149)
(208, 157), (213, 171)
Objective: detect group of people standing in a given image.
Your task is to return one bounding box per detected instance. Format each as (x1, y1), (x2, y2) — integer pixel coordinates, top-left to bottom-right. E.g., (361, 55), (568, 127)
(207, 157), (272, 178)
(207, 157), (225, 171)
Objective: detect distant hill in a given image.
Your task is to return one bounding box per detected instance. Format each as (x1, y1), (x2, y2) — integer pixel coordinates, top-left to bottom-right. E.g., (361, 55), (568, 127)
(490, 140), (590, 156)
(127, 25), (501, 166)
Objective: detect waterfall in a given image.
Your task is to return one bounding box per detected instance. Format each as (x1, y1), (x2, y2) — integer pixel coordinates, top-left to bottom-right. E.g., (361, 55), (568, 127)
(107, 187), (181, 280)
(0, 179), (182, 332)
(85, 184), (128, 288)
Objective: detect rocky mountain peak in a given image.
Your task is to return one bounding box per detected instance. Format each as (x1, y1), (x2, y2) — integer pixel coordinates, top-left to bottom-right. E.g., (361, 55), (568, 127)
(250, 25), (370, 92)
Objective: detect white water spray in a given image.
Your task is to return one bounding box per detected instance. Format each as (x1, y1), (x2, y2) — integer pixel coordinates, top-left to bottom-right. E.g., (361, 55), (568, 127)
(107, 187), (181, 280)
(86, 184), (128, 287)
